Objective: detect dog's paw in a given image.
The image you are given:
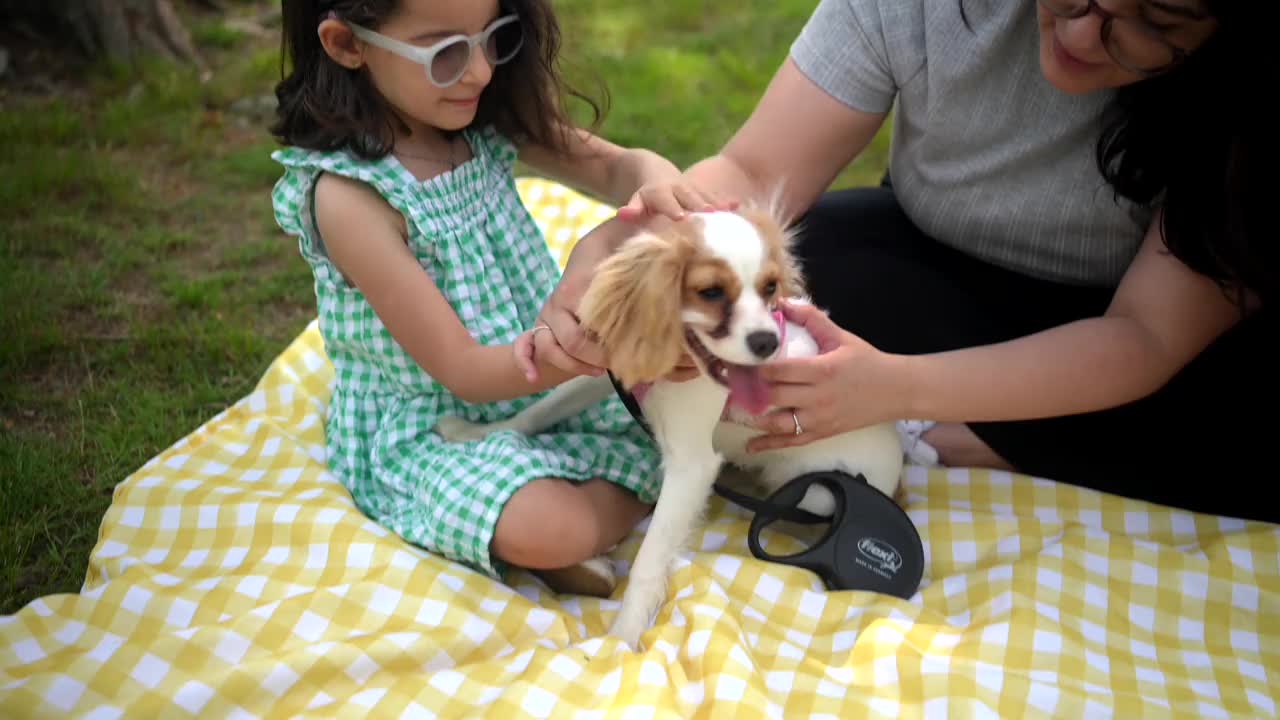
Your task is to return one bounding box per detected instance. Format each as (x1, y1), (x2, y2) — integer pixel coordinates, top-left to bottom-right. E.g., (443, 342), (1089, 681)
(798, 484), (837, 517)
(433, 416), (492, 443)
(608, 612), (648, 651)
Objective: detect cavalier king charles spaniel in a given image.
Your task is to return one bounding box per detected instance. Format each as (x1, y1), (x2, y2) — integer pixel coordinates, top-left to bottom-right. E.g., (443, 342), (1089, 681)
(437, 204), (904, 648)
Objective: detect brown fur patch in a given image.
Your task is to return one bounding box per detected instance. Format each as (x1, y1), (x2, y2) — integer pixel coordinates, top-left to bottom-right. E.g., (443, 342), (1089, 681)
(683, 256), (739, 338)
(739, 205), (805, 299)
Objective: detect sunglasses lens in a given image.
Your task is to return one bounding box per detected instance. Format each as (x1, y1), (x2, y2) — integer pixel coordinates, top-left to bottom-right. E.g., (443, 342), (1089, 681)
(430, 39), (471, 86)
(486, 20), (524, 64)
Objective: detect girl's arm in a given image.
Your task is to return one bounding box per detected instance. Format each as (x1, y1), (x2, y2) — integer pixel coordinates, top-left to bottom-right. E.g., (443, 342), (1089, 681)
(517, 126), (719, 215)
(314, 172), (577, 404)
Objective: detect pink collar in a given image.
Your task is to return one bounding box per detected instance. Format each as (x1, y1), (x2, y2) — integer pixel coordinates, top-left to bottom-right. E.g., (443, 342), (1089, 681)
(629, 309), (786, 406)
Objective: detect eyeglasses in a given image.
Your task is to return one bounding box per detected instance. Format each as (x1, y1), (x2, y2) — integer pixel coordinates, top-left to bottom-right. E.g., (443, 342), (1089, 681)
(1039, 0), (1199, 77)
(347, 15), (523, 88)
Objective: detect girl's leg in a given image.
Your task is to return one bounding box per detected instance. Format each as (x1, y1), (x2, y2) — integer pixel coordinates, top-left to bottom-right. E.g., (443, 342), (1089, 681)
(492, 477), (652, 595)
(792, 186), (1277, 523)
(494, 478), (650, 568)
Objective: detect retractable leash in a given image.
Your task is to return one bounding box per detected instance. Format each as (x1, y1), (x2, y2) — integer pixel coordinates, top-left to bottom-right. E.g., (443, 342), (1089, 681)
(609, 372), (925, 600)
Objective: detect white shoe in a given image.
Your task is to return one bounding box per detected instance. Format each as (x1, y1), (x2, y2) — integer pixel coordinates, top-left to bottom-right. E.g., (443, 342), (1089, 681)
(896, 419), (940, 466)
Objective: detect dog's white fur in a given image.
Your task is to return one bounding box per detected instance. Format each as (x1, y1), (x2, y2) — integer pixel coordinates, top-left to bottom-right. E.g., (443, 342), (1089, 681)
(435, 208), (903, 648)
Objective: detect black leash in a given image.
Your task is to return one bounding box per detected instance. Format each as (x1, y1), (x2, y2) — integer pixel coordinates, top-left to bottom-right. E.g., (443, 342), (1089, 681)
(608, 371), (835, 525)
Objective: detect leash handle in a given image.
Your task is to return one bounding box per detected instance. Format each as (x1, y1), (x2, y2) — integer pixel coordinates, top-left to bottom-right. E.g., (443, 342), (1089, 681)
(712, 482), (831, 525)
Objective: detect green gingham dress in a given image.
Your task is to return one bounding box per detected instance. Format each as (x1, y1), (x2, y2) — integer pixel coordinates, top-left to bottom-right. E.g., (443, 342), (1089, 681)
(270, 126), (661, 579)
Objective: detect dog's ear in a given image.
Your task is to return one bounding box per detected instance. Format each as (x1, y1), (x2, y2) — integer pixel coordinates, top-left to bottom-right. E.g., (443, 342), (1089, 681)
(772, 222), (806, 300)
(578, 230), (691, 387)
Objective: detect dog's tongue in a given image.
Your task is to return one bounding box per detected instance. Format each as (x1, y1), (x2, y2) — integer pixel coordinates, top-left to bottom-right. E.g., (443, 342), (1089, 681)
(725, 364), (770, 415)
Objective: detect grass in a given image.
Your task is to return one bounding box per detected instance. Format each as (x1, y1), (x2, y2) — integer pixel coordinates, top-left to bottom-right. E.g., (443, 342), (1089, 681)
(0, 0), (889, 615)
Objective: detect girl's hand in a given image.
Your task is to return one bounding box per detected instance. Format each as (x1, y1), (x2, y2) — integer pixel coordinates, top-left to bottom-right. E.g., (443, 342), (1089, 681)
(513, 323), (602, 384)
(740, 299), (903, 452)
(513, 328), (540, 383)
(616, 179), (738, 222)
(515, 325), (699, 383)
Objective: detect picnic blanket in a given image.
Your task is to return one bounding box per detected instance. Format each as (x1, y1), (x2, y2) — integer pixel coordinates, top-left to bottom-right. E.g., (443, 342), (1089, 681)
(2, 178), (1278, 719)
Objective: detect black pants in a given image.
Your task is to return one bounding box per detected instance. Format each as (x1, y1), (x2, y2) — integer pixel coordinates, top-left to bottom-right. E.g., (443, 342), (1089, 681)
(793, 185), (1277, 524)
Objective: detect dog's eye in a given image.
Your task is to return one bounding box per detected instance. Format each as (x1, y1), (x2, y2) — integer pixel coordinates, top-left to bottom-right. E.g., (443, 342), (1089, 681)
(698, 286), (725, 301)
(762, 281), (778, 296)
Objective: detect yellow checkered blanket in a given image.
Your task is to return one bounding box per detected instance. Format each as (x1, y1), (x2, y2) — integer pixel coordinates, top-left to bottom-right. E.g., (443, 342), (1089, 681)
(2, 179), (1278, 718)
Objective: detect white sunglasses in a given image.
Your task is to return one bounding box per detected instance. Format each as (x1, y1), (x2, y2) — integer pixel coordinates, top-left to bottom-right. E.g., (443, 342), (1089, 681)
(347, 15), (523, 88)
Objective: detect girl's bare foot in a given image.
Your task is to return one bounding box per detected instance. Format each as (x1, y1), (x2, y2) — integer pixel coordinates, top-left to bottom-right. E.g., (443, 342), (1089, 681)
(898, 420), (1015, 471)
(924, 422), (1015, 470)
(535, 555), (616, 597)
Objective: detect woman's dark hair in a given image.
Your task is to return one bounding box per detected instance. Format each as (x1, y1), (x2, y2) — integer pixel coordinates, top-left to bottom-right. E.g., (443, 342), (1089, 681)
(270, 0), (606, 159)
(958, 1), (1273, 311)
(1096, 3), (1273, 311)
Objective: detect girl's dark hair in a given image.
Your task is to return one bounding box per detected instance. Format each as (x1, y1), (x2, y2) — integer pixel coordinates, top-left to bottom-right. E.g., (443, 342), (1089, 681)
(1096, 3), (1273, 311)
(270, 0), (606, 159)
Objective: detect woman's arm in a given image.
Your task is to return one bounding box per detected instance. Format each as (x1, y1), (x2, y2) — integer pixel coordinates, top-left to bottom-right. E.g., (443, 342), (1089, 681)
(314, 173), (577, 404)
(901, 211), (1244, 420)
(681, 58), (888, 221)
(749, 212), (1248, 449)
(517, 126), (695, 211)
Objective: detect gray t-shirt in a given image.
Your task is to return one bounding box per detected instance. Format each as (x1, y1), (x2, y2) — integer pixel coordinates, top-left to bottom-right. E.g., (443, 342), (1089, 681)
(790, 0), (1152, 286)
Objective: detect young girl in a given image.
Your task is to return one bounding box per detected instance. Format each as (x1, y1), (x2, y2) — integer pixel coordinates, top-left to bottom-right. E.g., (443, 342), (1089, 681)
(268, 0), (717, 595)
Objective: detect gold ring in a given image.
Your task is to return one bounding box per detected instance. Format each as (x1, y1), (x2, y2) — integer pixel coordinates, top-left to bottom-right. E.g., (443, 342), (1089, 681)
(792, 412), (803, 436)
(531, 324), (552, 337)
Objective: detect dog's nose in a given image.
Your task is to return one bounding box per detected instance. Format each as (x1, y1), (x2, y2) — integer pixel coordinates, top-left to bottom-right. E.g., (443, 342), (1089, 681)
(746, 331), (779, 359)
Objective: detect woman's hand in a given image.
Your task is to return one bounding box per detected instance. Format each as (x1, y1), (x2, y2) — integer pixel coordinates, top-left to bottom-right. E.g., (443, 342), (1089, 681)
(615, 177), (738, 222)
(742, 299), (904, 452)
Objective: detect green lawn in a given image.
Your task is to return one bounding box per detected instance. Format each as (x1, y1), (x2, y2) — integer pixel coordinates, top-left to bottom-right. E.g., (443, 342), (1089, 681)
(0, 0), (889, 614)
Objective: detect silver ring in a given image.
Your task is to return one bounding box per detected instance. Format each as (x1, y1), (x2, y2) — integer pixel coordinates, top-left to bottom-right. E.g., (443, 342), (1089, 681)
(531, 325), (552, 338)
(792, 412), (803, 436)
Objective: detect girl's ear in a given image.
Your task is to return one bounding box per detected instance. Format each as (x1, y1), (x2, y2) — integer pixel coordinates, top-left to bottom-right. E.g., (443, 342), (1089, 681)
(578, 231), (690, 387)
(317, 18), (364, 69)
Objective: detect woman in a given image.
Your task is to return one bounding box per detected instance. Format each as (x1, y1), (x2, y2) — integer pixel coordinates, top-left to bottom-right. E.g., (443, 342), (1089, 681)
(533, 0), (1276, 522)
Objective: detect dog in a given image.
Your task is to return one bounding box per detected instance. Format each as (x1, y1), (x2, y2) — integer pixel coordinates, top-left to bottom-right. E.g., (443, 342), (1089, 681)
(436, 205), (904, 648)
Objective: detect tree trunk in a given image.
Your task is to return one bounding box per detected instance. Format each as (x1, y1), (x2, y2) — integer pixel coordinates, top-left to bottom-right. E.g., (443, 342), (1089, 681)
(2, 0), (209, 76)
